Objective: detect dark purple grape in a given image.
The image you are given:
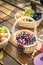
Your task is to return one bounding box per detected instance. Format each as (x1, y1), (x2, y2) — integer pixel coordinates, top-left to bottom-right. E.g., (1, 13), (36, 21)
(16, 36), (20, 40)
(33, 12), (42, 21)
(18, 46), (24, 52)
(18, 43), (24, 52)
(16, 32), (36, 47)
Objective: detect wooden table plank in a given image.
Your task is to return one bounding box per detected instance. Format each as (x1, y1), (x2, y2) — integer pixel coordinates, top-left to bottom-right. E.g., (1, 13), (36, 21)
(9, 12), (15, 18)
(2, 0), (24, 11)
(4, 43), (33, 65)
(0, 18), (3, 22)
(0, 6), (12, 15)
(12, 8), (23, 13)
(0, 5), (22, 18)
(1, 19), (19, 34)
(3, 15), (10, 20)
(0, 0), (4, 5)
(0, 11), (6, 18)
(2, 52), (20, 65)
(1, 3), (15, 11)
(7, 18), (16, 25)
(0, 2), (22, 13)
(0, 16), (11, 23)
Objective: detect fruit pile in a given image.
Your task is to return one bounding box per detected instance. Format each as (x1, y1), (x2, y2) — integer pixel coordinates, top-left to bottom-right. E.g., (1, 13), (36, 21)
(33, 12), (42, 21)
(16, 9), (42, 22)
(23, 17), (33, 22)
(24, 9), (35, 17)
(16, 31), (36, 52)
(0, 25), (8, 42)
(15, 9), (35, 20)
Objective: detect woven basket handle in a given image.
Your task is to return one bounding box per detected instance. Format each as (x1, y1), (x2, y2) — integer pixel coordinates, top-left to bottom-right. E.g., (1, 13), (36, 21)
(12, 16), (37, 35)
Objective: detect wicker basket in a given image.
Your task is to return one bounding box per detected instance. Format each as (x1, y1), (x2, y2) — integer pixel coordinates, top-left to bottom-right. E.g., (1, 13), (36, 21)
(12, 20), (38, 54)
(0, 26), (10, 49)
(15, 8), (43, 26)
(17, 16), (42, 28)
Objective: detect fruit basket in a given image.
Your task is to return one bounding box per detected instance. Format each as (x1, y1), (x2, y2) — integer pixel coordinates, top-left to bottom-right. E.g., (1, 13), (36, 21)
(0, 25), (10, 49)
(15, 9), (43, 28)
(12, 21), (38, 54)
(16, 16), (42, 28)
(15, 9), (35, 20)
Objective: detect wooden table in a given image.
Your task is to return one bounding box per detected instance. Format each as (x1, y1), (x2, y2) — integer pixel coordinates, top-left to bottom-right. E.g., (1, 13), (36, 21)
(0, 0), (43, 65)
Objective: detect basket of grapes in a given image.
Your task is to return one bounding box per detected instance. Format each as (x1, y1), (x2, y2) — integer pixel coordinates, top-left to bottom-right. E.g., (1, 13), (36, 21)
(0, 25), (10, 49)
(15, 9), (34, 20)
(17, 16), (42, 28)
(15, 9), (42, 28)
(12, 21), (38, 54)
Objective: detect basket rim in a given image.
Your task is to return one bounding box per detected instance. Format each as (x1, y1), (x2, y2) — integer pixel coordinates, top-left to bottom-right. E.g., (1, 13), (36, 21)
(14, 29), (38, 47)
(14, 11), (24, 20)
(0, 26), (10, 45)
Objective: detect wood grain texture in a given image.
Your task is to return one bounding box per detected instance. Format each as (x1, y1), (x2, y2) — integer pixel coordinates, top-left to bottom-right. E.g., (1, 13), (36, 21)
(2, 52), (20, 65)
(0, 6), (11, 13)
(4, 43), (33, 65)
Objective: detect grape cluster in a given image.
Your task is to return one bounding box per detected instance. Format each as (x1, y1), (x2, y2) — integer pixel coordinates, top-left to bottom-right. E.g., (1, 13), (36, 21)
(0, 26), (8, 42)
(16, 32), (36, 52)
(33, 12), (42, 21)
